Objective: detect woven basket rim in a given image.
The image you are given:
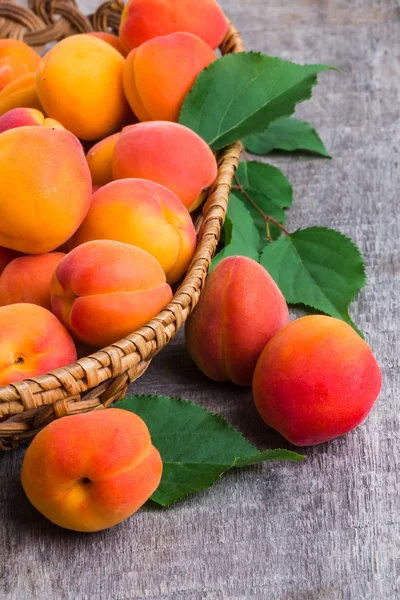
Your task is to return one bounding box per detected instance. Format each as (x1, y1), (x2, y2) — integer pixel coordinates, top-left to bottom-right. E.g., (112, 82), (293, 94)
(0, 0), (244, 448)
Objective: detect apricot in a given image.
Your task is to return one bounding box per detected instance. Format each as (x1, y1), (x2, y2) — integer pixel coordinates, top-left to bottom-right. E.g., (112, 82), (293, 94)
(0, 252), (65, 311)
(253, 316), (382, 446)
(113, 122), (217, 211)
(0, 303), (77, 386)
(119, 0), (228, 52)
(0, 39), (40, 92)
(0, 126), (91, 254)
(21, 408), (162, 532)
(185, 257), (290, 386)
(36, 34), (129, 140)
(89, 32), (127, 56)
(0, 247), (21, 275)
(123, 32), (216, 122)
(0, 72), (43, 116)
(51, 240), (173, 347)
(0, 107), (63, 133)
(86, 132), (120, 187)
(70, 179), (197, 284)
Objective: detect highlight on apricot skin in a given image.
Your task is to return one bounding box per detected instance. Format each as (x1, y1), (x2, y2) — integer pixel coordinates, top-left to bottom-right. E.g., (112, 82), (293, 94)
(0, 72), (43, 116)
(21, 408), (163, 532)
(86, 132), (120, 187)
(51, 240), (173, 348)
(36, 34), (129, 140)
(0, 303), (77, 386)
(0, 39), (40, 92)
(113, 122), (218, 211)
(0, 126), (92, 254)
(185, 256), (290, 386)
(252, 315), (383, 447)
(0, 252), (65, 311)
(123, 32), (216, 122)
(119, 0), (228, 52)
(70, 179), (197, 284)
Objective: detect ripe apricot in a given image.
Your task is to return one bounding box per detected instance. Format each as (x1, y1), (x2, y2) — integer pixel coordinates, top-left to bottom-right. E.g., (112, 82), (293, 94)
(0, 107), (63, 133)
(36, 34), (129, 140)
(21, 408), (162, 532)
(86, 132), (120, 187)
(89, 32), (127, 56)
(119, 0), (228, 51)
(185, 257), (290, 386)
(113, 122), (217, 211)
(123, 32), (216, 122)
(0, 303), (77, 386)
(0, 72), (43, 116)
(0, 39), (40, 92)
(70, 179), (197, 284)
(253, 316), (382, 446)
(0, 126), (92, 254)
(0, 252), (65, 311)
(51, 240), (173, 347)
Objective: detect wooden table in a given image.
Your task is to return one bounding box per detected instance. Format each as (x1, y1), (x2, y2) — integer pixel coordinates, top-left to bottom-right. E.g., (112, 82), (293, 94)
(1, 1), (399, 598)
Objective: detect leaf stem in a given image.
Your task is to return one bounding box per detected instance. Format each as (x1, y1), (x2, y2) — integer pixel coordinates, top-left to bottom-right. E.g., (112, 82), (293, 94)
(232, 175), (289, 237)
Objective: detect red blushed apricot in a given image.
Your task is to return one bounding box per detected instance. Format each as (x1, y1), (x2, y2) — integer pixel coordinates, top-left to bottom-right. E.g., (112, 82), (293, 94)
(51, 240), (173, 347)
(70, 179), (197, 285)
(123, 32), (216, 122)
(0, 247), (21, 275)
(0, 39), (40, 92)
(119, 0), (228, 52)
(0, 303), (77, 386)
(21, 409), (162, 532)
(253, 315), (382, 446)
(0, 126), (92, 254)
(86, 132), (120, 186)
(0, 72), (43, 116)
(185, 256), (290, 386)
(0, 107), (63, 134)
(36, 35), (129, 141)
(89, 32), (127, 56)
(0, 252), (65, 310)
(113, 122), (217, 211)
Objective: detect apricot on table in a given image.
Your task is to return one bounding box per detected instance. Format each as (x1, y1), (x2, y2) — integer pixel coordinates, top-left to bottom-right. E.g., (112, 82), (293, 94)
(70, 179), (197, 285)
(113, 122), (217, 211)
(51, 240), (173, 347)
(21, 408), (162, 532)
(185, 256), (290, 386)
(123, 32), (216, 122)
(0, 107), (63, 133)
(0, 39), (40, 92)
(36, 34), (129, 140)
(119, 0), (228, 52)
(0, 252), (65, 311)
(0, 303), (77, 386)
(252, 315), (382, 446)
(0, 72), (43, 116)
(0, 126), (92, 254)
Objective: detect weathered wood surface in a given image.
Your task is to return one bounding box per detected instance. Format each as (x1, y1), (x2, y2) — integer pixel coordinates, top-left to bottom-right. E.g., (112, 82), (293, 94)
(1, 1), (399, 598)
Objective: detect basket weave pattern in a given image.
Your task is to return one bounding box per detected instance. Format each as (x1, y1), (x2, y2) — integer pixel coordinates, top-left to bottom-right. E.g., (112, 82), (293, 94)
(0, 0), (244, 450)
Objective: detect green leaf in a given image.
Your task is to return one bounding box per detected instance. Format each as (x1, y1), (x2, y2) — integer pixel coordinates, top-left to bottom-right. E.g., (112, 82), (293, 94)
(244, 118), (332, 157)
(211, 191), (260, 270)
(235, 161), (293, 246)
(115, 395), (303, 506)
(179, 52), (332, 150)
(260, 227), (366, 334)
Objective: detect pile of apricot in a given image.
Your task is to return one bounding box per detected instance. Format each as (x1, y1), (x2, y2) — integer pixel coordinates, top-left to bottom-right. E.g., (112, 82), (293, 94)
(0, 0), (228, 385)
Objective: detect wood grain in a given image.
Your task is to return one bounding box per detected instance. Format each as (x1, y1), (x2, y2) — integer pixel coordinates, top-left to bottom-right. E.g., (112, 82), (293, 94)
(1, 1), (399, 598)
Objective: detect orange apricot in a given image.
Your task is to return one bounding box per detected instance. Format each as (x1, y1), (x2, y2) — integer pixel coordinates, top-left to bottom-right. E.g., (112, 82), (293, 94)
(89, 32), (127, 56)
(0, 39), (40, 92)
(123, 32), (216, 122)
(119, 0), (228, 52)
(86, 132), (120, 186)
(21, 408), (162, 532)
(0, 72), (43, 116)
(70, 179), (197, 284)
(0, 107), (63, 133)
(51, 240), (173, 347)
(0, 303), (77, 386)
(113, 122), (217, 211)
(36, 34), (129, 140)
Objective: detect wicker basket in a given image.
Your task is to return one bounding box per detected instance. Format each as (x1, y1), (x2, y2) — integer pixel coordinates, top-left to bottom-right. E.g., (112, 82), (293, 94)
(0, 0), (243, 450)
